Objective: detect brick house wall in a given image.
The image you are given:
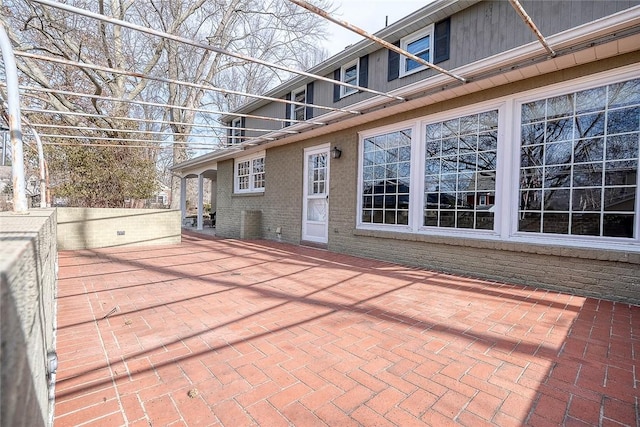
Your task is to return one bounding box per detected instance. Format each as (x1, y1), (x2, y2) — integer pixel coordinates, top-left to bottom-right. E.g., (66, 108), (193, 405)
(215, 53), (640, 305)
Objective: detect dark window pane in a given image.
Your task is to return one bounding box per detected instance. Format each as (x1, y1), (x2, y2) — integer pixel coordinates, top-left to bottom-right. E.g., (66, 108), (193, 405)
(608, 80), (640, 109)
(603, 214), (634, 237)
(442, 137), (457, 155)
(521, 145), (544, 168)
(574, 138), (604, 163)
(373, 195), (384, 208)
(458, 154), (477, 172)
(572, 163), (602, 187)
(575, 113), (605, 138)
(520, 167), (543, 189)
(604, 187), (636, 212)
(606, 134), (639, 160)
(605, 161), (637, 186)
(607, 107), (640, 135)
(424, 210), (438, 226)
(373, 210), (384, 223)
(440, 191), (456, 208)
(521, 123), (545, 146)
(544, 189), (570, 211)
(362, 196), (373, 208)
(572, 188), (601, 211)
(477, 152), (497, 170)
(386, 164), (398, 179)
(460, 115), (478, 135)
(442, 119), (458, 137)
(424, 158), (440, 175)
(520, 190), (542, 210)
(479, 110), (499, 130)
(459, 135), (478, 153)
(398, 195), (409, 209)
(439, 211), (455, 227)
(476, 212), (494, 230)
(545, 141), (572, 165)
(384, 210), (397, 224)
(399, 146), (412, 161)
(457, 211), (474, 228)
(425, 193), (439, 208)
(546, 118), (574, 142)
(571, 213), (601, 236)
(545, 165), (571, 188)
(576, 86), (606, 114)
(385, 195), (397, 209)
(362, 210), (373, 223)
(397, 211), (409, 225)
(441, 156), (457, 173)
(519, 212), (541, 232)
(426, 123), (441, 140)
(543, 213), (569, 234)
(547, 94), (574, 119)
(521, 100), (546, 124)
(479, 131), (498, 151)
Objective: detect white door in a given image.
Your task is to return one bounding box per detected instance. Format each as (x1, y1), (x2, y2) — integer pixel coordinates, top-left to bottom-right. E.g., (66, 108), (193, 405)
(302, 144), (330, 244)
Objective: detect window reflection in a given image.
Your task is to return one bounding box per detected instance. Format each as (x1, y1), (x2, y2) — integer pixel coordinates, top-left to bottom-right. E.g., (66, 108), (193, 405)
(519, 78), (639, 238)
(423, 110), (498, 230)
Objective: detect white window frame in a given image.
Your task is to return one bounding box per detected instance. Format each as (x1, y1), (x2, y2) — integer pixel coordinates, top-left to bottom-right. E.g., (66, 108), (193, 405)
(357, 120), (419, 232)
(509, 68), (640, 249)
(418, 104), (505, 236)
(356, 64), (640, 251)
(291, 86), (307, 121)
(400, 25), (434, 78)
(230, 117), (243, 144)
(340, 59), (359, 98)
(234, 151), (266, 194)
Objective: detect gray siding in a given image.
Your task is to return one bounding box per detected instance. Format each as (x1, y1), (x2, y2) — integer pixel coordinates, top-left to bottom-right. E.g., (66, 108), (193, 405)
(302, 0), (640, 114)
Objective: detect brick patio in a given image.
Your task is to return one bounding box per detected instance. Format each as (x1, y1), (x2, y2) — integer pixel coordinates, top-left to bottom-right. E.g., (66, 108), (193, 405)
(54, 232), (639, 426)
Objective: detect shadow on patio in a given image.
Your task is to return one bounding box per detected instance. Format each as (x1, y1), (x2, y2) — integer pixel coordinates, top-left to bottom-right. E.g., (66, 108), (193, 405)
(53, 232), (639, 426)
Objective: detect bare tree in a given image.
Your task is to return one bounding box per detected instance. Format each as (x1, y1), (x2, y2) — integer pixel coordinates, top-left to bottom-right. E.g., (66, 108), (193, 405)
(1, 0), (333, 207)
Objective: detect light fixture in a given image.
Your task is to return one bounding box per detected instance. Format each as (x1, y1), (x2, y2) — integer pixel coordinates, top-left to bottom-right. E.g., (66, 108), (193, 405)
(331, 146), (342, 159)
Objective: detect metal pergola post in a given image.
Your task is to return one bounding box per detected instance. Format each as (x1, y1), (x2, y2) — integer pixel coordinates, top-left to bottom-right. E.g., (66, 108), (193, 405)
(0, 23), (28, 213)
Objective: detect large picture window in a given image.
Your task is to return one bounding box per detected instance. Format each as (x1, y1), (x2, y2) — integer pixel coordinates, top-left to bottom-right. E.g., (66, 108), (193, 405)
(361, 129), (412, 225)
(358, 69), (639, 250)
(234, 152), (266, 194)
(424, 110), (498, 230)
(519, 79), (639, 238)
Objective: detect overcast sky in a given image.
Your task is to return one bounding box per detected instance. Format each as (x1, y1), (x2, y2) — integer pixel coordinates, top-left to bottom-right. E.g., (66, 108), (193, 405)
(322, 0), (431, 56)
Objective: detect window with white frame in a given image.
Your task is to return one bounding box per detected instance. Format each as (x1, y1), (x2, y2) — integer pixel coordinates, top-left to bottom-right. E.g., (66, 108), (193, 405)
(400, 25), (433, 77)
(424, 110), (499, 230)
(361, 128), (412, 225)
(340, 59), (358, 98)
(234, 152), (265, 194)
(292, 86), (306, 121)
(231, 117), (243, 144)
(357, 70), (640, 250)
(518, 78), (640, 238)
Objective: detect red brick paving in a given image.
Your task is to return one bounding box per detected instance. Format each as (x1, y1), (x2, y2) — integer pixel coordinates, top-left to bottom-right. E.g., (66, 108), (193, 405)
(54, 233), (639, 426)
